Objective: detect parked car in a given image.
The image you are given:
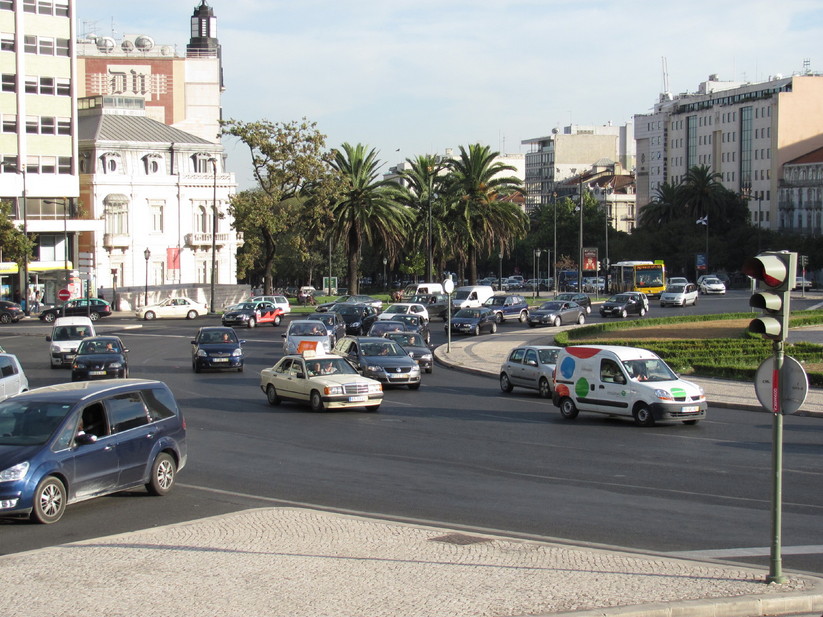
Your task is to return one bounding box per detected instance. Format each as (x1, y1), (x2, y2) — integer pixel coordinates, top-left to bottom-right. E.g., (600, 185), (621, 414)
(260, 352), (383, 412)
(377, 302), (429, 323)
(387, 313), (431, 345)
(483, 294), (529, 324)
(527, 300), (586, 328)
(329, 303), (380, 335)
(332, 336), (421, 389)
(659, 284), (699, 307)
(499, 345), (561, 399)
(222, 301), (284, 328)
(282, 319), (333, 355)
(446, 307), (498, 336)
(409, 293), (450, 321)
(554, 292), (592, 314)
(250, 295), (291, 313)
(0, 353), (28, 401)
(39, 298), (112, 323)
(600, 293), (648, 318)
(136, 297), (208, 320)
(306, 311), (347, 344)
(316, 294), (383, 312)
(46, 316), (95, 369)
(385, 332), (433, 373)
(0, 301), (25, 324)
(698, 277), (726, 295)
(0, 379), (187, 523)
(70, 336), (129, 381)
(191, 326), (245, 373)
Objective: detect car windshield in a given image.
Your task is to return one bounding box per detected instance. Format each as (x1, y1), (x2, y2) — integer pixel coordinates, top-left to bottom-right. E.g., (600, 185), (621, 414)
(388, 333), (426, 347)
(304, 357), (358, 377)
(705, 278), (722, 284)
(556, 294), (576, 301)
(78, 339), (121, 354)
(485, 297), (506, 306)
(537, 349), (559, 364)
(289, 323), (327, 336)
(361, 341), (405, 357)
(332, 305), (358, 316)
(370, 323), (404, 334)
(236, 303), (257, 310)
(665, 285), (685, 293)
(537, 302), (563, 311)
(53, 326), (90, 341)
(454, 309), (482, 318)
(609, 294), (632, 302)
(622, 358), (678, 382)
(383, 305), (407, 314)
(0, 400), (73, 446)
(392, 315), (418, 326)
(201, 330), (237, 343)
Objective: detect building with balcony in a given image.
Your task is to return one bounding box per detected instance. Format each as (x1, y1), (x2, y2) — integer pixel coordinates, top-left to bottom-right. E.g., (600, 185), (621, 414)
(634, 72), (823, 231)
(778, 146), (823, 235)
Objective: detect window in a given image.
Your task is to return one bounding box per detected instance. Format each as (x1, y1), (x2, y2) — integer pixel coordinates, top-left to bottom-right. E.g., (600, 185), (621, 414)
(58, 157), (71, 174)
(1, 73), (14, 92)
(40, 117), (55, 135)
(39, 76), (54, 95)
(24, 35), (36, 54)
(40, 156), (55, 173)
(25, 76), (38, 93)
(1, 114), (16, 133)
(57, 117), (70, 135)
(1, 33), (14, 52)
(23, 0), (36, 12)
(56, 78), (70, 96)
(101, 152), (121, 173)
(104, 202), (128, 235)
(0, 0), (14, 10)
(150, 202), (164, 232)
(107, 392), (150, 433)
(144, 388), (177, 422)
(38, 37), (54, 56)
(56, 38), (69, 57)
(26, 116), (38, 134)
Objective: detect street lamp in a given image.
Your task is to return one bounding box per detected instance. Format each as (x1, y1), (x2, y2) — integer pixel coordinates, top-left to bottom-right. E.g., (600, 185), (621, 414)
(382, 257), (387, 291)
(209, 157), (218, 314)
(2, 162), (29, 314)
(603, 185), (612, 295)
(498, 248), (503, 292)
(143, 248), (151, 306)
(578, 176), (584, 294)
(535, 249), (542, 298)
(552, 191), (558, 297)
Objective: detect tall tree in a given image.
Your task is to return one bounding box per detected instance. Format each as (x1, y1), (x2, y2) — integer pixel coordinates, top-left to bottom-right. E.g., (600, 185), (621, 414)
(330, 143), (413, 294)
(444, 144), (527, 284)
(637, 181), (682, 228)
(678, 165), (728, 221)
(222, 118), (340, 293)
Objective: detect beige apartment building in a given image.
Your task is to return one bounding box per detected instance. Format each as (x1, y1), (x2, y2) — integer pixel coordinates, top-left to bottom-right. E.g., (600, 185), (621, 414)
(634, 73), (823, 231)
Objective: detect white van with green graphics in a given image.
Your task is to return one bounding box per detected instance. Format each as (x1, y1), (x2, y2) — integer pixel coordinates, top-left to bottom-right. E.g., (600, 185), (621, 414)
(552, 345), (707, 426)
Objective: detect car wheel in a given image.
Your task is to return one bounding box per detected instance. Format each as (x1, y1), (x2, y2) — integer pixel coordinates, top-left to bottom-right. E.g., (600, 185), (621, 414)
(366, 404), (381, 412)
(0, 313), (11, 324)
(43, 312), (56, 323)
(519, 311), (528, 323)
(144, 311), (156, 321)
(89, 311), (100, 321)
(248, 317), (256, 328)
(146, 452), (176, 496)
(408, 382), (421, 390)
(30, 476), (66, 524)
(473, 325), (481, 336)
(193, 361), (201, 373)
(238, 364), (244, 372)
(273, 315), (282, 326)
(425, 367), (433, 374)
(552, 316), (561, 327)
(538, 377), (551, 398)
(528, 323), (536, 328)
(633, 404), (655, 427)
(639, 307), (647, 317)
(500, 372), (514, 393)
(310, 390), (324, 412)
(577, 313), (585, 325)
(490, 322), (497, 334)
(266, 384), (281, 406)
(559, 397), (579, 420)
(186, 310), (198, 320)
(495, 312), (504, 324)
(620, 309), (628, 318)
(585, 305), (591, 314)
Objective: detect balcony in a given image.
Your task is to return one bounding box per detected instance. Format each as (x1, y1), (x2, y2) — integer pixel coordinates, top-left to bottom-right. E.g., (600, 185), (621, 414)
(103, 233), (130, 249)
(185, 231), (244, 248)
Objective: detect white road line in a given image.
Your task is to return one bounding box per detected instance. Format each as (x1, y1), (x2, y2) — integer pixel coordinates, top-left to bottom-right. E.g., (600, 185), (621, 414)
(667, 545), (823, 558)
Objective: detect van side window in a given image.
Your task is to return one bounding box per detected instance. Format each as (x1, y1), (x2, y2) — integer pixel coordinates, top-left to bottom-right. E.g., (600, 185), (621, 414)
(106, 392), (150, 433)
(81, 402), (109, 438)
(524, 349), (538, 366)
(509, 349), (525, 364)
(600, 359), (626, 385)
(143, 388), (177, 421)
(0, 356), (16, 377)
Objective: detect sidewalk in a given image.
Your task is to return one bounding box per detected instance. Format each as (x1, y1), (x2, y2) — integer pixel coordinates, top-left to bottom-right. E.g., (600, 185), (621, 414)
(3, 320), (823, 616)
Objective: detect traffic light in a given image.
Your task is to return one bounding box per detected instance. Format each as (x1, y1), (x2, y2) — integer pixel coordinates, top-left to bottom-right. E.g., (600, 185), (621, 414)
(742, 251), (797, 341)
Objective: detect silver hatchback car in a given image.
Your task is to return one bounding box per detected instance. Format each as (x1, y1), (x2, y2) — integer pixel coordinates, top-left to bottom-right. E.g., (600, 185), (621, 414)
(499, 345), (562, 399)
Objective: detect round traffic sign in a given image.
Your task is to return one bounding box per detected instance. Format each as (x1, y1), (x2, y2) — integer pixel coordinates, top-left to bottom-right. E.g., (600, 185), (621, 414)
(755, 355), (809, 414)
(443, 278), (455, 294)
(57, 288), (72, 302)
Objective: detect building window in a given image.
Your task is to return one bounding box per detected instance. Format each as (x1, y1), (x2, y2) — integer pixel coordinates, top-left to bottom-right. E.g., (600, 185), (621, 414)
(57, 117), (70, 135)
(56, 38), (69, 57)
(40, 117), (55, 135)
(0, 0), (13, 10)
(23, 0), (36, 12)
(26, 116), (38, 134)
(1, 73), (14, 92)
(150, 203), (164, 232)
(105, 203), (129, 235)
(56, 78), (70, 96)
(101, 153), (121, 174)
(1, 114), (16, 133)
(196, 205), (208, 233)
(143, 154), (162, 175)
(24, 35), (36, 54)
(40, 156), (56, 174)
(58, 157), (71, 174)
(39, 76), (54, 95)
(0, 33), (14, 52)
(38, 37), (54, 56)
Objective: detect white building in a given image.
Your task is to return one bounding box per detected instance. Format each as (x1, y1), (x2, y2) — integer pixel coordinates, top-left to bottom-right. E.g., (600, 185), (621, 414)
(778, 146), (823, 235)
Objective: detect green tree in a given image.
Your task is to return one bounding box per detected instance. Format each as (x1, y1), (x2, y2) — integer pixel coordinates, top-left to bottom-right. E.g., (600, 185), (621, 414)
(678, 165), (729, 221)
(221, 118), (340, 293)
(330, 143), (413, 294)
(637, 181), (682, 228)
(443, 144), (527, 284)
(0, 201), (35, 267)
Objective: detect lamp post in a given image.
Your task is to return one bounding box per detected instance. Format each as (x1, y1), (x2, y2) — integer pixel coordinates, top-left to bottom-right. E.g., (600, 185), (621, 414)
(552, 191), (558, 297)
(143, 248), (151, 307)
(604, 185), (611, 295)
(535, 249), (542, 298)
(382, 257), (387, 291)
(498, 248), (503, 292)
(209, 157), (218, 314)
(3, 163), (29, 314)
(578, 175), (584, 294)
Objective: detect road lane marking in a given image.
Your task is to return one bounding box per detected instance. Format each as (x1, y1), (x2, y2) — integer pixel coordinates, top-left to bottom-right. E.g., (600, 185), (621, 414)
(667, 545), (823, 558)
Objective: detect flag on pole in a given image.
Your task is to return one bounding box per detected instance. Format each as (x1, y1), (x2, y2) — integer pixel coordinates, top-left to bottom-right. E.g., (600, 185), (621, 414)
(696, 215), (708, 225)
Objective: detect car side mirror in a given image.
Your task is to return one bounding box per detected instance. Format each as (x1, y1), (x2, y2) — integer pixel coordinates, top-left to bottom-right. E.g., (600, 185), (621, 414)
(190, 340), (196, 345)
(281, 333), (286, 338)
(239, 340), (246, 345)
(45, 335), (52, 342)
(123, 348), (129, 353)
(75, 432), (97, 445)
(527, 360), (538, 367)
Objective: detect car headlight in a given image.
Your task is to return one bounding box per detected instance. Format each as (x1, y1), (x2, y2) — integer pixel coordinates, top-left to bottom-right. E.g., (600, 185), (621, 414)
(237, 314), (249, 320)
(410, 365), (420, 374)
(351, 321), (361, 328)
(654, 389), (674, 401)
(324, 385), (344, 395)
(50, 344), (62, 353)
(196, 349), (208, 358)
(0, 461), (29, 483)
(421, 353), (432, 361)
(231, 348), (242, 357)
(72, 361), (86, 369)
(109, 362), (123, 368)
(367, 365), (385, 373)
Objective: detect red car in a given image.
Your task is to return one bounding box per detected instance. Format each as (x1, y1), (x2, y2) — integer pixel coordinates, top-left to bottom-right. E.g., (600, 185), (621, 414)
(222, 301), (284, 328)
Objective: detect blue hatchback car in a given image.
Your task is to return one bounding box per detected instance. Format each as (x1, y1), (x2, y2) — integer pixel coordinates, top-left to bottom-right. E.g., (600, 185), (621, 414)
(0, 379), (187, 524)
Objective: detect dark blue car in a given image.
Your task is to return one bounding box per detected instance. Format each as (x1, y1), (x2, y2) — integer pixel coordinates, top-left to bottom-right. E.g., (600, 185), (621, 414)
(483, 294), (529, 323)
(0, 379), (187, 524)
(446, 307), (498, 336)
(191, 326), (245, 372)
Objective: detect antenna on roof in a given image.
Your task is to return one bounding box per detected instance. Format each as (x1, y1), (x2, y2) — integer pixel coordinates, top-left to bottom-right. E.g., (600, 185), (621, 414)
(661, 57), (670, 94)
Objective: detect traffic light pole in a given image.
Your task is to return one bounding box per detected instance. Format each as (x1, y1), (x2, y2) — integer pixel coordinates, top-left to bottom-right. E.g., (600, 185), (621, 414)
(767, 338), (786, 584)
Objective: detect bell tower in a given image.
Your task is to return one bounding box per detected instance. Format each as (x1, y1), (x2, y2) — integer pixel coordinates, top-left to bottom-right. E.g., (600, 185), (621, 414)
(187, 0), (220, 58)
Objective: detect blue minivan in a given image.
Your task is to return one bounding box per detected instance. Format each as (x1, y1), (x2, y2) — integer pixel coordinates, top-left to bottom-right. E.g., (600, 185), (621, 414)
(0, 379), (187, 524)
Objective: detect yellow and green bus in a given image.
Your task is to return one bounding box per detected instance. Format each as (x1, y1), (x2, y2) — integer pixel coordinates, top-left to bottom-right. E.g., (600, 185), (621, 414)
(609, 261), (666, 297)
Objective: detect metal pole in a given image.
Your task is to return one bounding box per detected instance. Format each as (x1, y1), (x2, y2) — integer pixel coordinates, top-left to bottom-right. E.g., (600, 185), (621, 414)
(427, 177), (432, 282)
(536, 250), (541, 298)
(767, 338), (786, 584)
(209, 158), (218, 313)
(144, 249), (150, 307)
(605, 188), (610, 296)
(578, 177), (584, 293)
(328, 236), (332, 296)
(553, 192), (557, 297)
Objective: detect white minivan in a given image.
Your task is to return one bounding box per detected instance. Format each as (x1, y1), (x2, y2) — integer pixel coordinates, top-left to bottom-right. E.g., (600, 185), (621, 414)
(552, 345), (706, 426)
(451, 285), (495, 310)
(45, 316), (95, 368)
(401, 283), (444, 299)
(0, 353), (28, 401)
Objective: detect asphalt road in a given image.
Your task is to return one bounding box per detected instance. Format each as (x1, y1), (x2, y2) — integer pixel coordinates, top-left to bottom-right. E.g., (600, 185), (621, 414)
(2, 295), (823, 579)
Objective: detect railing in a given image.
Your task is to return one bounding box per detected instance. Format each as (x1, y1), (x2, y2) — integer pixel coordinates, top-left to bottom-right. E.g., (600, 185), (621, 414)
(103, 233), (130, 248)
(184, 232), (244, 247)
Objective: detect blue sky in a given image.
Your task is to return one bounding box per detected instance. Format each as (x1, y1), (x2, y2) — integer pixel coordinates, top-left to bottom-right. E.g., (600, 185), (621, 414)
(78, 0), (823, 189)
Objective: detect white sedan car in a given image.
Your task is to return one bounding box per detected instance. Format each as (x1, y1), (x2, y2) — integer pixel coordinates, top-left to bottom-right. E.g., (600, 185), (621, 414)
(376, 302), (430, 323)
(698, 277), (726, 295)
(659, 283), (699, 307)
(135, 297), (209, 320)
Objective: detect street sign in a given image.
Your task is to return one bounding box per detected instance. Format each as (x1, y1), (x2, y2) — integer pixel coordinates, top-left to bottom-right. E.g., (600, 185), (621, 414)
(57, 288), (71, 302)
(755, 355), (809, 414)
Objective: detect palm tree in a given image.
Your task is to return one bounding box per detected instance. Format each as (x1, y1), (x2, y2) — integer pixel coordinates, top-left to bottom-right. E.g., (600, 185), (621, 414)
(637, 181), (682, 227)
(330, 143), (414, 294)
(678, 166), (728, 221)
(444, 144), (527, 284)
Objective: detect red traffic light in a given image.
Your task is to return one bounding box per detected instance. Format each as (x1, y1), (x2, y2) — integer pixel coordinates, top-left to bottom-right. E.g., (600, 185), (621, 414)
(742, 252), (795, 292)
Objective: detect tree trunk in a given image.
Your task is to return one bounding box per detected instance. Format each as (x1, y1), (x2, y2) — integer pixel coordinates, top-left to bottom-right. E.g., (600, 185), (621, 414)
(468, 245), (478, 285)
(262, 230), (276, 294)
(347, 226), (361, 295)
